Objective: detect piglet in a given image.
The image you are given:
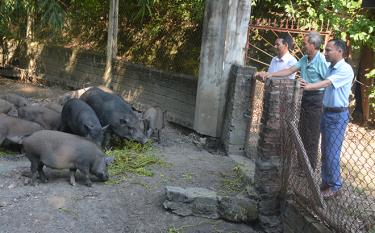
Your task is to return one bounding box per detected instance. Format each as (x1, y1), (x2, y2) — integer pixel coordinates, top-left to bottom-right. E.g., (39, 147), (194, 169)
(143, 106), (166, 143)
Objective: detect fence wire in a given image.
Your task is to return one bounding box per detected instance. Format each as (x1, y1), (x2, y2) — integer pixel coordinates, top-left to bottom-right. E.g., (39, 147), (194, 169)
(279, 82), (375, 233)
(245, 79), (265, 160)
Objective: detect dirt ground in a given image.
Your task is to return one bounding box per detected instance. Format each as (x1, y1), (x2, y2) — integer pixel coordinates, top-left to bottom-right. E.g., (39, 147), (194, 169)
(0, 77), (259, 233)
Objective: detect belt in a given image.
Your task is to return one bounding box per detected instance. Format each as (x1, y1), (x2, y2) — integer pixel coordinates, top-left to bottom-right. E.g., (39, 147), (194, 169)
(303, 90), (324, 96)
(323, 107), (348, 113)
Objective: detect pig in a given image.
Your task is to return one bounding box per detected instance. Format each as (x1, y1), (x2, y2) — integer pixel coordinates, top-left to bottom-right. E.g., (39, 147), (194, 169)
(58, 85), (114, 105)
(18, 105), (61, 130)
(60, 98), (108, 146)
(58, 87), (93, 105)
(143, 106), (166, 143)
(0, 114), (43, 150)
(0, 99), (13, 114)
(0, 93), (28, 108)
(80, 87), (148, 146)
(43, 102), (63, 113)
(22, 130), (114, 186)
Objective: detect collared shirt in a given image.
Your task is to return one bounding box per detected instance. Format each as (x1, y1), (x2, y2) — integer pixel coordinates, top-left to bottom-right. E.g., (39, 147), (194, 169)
(294, 52), (329, 90)
(268, 52), (297, 79)
(323, 59), (354, 108)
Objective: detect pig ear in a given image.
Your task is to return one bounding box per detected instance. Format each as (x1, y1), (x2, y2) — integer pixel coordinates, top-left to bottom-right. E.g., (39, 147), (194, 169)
(102, 124), (110, 131)
(119, 117), (129, 125)
(84, 124), (94, 131)
(105, 156), (114, 165)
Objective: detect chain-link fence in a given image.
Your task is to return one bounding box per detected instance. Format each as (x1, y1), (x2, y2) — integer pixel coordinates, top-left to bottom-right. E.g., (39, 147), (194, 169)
(279, 82), (375, 233)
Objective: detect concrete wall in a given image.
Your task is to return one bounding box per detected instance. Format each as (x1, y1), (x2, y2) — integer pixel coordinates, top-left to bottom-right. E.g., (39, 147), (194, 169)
(35, 46), (197, 128)
(222, 64), (256, 155)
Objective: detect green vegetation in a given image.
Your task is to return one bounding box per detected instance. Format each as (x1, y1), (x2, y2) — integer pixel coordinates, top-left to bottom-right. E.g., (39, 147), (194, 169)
(167, 226), (181, 233)
(367, 69), (375, 109)
(105, 140), (165, 184)
(0, 149), (17, 157)
(0, 0), (373, 114)
(219, 165), (245, 196)
(0, 0), (204, 76)
(181, 172), (193, 181)
(251, 0), (375, 113)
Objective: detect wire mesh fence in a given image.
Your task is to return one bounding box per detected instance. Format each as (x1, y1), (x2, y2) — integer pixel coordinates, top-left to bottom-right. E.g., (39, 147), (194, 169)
(245, 79), (265, 160)
(278, 82), (375, 233)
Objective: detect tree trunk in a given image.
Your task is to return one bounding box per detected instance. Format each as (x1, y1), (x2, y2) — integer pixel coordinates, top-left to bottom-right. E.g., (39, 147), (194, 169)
(104, 0), (119, 89)
(356, 45), (374, 125)
(0, 37), (4, 66)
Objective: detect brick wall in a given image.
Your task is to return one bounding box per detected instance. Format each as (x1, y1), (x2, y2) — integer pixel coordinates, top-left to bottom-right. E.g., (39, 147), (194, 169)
(35, 46), (197, 128)
(253, 78), (299, 232)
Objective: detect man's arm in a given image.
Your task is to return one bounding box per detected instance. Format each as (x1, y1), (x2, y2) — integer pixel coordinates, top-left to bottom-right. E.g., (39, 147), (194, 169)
(265, 66), (298, 79)
(300, 79), (332, 90)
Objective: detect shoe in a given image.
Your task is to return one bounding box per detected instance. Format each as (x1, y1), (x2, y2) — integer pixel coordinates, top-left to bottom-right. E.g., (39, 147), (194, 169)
(321, 188), (341, 199)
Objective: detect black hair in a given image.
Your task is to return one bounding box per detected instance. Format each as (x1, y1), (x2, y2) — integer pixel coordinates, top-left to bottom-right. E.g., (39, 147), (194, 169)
(278, 32), (293, 51)
(328, 39), (347, 55)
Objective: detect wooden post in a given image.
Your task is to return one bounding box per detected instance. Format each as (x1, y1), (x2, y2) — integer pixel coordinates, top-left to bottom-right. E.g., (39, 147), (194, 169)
(26, 7), (36, 80)
(104, 0), (119, 89)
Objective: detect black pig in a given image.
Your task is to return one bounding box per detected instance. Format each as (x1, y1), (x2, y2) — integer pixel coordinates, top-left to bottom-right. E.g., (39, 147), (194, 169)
(80, 87), (147, 146)
(61, 98), (108, 147)
(23, 130), (113, 186)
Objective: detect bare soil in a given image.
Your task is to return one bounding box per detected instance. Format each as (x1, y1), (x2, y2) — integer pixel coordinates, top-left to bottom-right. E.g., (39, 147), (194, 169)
(0, 77), (259, 233)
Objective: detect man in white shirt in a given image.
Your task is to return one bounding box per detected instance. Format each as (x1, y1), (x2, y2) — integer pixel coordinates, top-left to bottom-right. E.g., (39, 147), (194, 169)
(255, 33), (297, 79)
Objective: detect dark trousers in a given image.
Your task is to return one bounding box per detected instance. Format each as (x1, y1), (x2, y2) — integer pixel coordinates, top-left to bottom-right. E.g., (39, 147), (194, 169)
(299, 91), (324, 170)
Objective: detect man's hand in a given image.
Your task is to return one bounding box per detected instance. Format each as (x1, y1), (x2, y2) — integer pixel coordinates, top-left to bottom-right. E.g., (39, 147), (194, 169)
(300, 79), (311, 90)
(255, 71), (267, 81)
(264, 72), (272, 79)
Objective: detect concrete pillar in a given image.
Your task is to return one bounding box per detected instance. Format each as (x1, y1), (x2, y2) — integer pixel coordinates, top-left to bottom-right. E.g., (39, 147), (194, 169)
(221, 65), (256, 155)
(194, 0), (251, 137)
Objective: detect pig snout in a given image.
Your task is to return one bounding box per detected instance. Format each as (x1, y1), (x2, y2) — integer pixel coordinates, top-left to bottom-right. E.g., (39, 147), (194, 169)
(140, 136), (148, 144)
(97, 173), (109, 181)
(132, 130), (148, 144)
(93, 169), (109, 181)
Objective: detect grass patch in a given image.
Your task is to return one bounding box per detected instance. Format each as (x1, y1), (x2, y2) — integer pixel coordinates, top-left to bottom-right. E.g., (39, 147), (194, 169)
(219, 165), (245, 195)
(105, 140), (166, 184)
(0, 149), (17, 157)
(181, 173), (193, 181)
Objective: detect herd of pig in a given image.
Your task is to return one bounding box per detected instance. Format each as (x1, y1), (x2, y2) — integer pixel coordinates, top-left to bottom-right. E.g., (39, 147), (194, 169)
(0, 86), (166, 187)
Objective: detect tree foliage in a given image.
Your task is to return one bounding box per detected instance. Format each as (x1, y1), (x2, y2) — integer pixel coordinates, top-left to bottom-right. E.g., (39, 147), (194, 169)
(251, 0), (375, 112)
(252, 0), (375, 49)
(0, 0), (373, 78)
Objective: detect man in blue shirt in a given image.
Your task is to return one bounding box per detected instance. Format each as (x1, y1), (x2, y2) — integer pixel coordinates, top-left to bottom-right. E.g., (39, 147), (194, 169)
(265, 32), (328, 171)
(301, 39), (354, 198)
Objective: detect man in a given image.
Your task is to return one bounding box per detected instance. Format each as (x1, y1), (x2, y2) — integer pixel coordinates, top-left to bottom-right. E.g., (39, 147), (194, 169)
(300, 39), (354, 198)
(264, 31), (328, 171)
(255, 33), (297, 79)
